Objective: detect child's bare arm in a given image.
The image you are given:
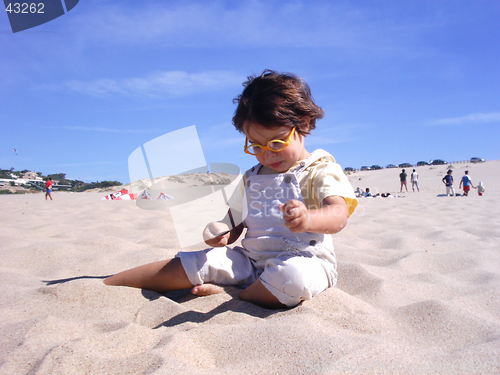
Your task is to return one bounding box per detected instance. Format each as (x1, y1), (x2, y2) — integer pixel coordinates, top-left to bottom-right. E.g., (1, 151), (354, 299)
(279, 196), (348, 234)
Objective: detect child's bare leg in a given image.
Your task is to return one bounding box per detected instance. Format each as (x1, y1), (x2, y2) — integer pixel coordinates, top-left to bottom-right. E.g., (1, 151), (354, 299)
(104, 258), (223, 296)
(104, 258), (193, 293)
(239, 279), (286, 309)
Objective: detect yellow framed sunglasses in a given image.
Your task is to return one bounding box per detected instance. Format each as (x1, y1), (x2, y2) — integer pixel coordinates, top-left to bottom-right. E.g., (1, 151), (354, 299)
(244, 127), (296, 155)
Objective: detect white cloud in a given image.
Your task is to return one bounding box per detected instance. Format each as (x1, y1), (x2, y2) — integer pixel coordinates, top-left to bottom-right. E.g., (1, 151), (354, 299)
(54, 71), (243, 98)
(429, 112), (500, 125)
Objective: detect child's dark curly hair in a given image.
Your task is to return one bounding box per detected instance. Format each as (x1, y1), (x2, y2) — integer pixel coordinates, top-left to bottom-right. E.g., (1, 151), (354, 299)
(232, 70), (324, 136)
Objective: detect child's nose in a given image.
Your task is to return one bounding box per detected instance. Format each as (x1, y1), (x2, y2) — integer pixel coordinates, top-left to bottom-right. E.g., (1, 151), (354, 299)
(263, 149), (278, 158)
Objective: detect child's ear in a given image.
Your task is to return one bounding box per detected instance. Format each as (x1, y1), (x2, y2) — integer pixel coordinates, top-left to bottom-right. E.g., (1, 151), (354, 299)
(299, 116), (311, 135)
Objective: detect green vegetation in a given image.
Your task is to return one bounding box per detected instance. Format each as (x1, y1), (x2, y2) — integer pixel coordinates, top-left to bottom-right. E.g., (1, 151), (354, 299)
(0, 169), (13, 179)
(73, 180), (122, 192)
(0, 189), (25, 194)
(0, 169), (122, 192)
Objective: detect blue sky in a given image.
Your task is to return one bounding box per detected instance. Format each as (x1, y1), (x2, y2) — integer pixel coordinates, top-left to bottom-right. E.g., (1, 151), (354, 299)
(1, 0), (499, 183)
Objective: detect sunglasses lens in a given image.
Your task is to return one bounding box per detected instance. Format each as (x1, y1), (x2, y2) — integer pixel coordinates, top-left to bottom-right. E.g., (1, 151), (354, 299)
(268, 141), (286, 151)
(250, 146), (263, 155)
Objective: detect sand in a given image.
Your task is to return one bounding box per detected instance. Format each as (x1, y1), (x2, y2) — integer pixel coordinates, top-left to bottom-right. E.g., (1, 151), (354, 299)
(1, 161), (499, 374)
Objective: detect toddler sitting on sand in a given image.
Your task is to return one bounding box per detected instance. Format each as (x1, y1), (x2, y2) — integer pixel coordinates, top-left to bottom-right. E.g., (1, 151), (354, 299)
(105, 70), (358, 309)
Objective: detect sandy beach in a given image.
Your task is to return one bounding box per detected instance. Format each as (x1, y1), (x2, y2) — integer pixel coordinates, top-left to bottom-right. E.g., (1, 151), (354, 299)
(1, 160), (499, 374)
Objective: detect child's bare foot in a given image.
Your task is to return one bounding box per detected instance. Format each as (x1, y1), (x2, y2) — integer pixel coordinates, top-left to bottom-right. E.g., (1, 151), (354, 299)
(191, 283), (223, 296)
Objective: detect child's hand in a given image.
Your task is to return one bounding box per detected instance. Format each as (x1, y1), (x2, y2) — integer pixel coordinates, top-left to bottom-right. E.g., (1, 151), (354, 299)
(279, 199), (310, 233)
(203, 222), (230, 247)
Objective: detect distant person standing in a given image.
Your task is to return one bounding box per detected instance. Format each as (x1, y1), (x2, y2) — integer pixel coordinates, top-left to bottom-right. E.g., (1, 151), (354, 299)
(399, 169), (408, 192)
(411, 169), (419, 192)
(442, 170), (455, 196)
(45, 177), (53, 200)
(459, 170), (474, 196)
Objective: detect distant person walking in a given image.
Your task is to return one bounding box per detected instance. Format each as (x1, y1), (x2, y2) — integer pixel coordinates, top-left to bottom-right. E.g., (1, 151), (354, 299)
(45, 177), (53, 200)
(400, 169), (408, 192)
(442, 170), (455, 196)
(459, 170), (474, 196)
(411, 169), (419, 192)
(476, 181), (485, 196)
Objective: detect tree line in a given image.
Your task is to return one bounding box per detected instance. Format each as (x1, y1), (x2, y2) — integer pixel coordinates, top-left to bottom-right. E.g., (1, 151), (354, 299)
(0, 169), (122, 192)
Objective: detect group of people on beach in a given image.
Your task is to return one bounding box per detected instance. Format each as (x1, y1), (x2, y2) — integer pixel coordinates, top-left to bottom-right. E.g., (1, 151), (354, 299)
(354, 187), (393, 198)
(407, 168), (485, 197)
(399, 168), (419, 193)
(356, 167), (485, 199)
(442, 169), (484, 197)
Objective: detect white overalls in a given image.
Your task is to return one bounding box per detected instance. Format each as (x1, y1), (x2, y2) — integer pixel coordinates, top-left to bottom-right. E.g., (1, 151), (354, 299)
(177, 150), (338, 307)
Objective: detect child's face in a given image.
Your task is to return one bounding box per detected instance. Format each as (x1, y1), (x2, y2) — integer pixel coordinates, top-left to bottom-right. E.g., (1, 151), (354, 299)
(243, 122), (308, 173)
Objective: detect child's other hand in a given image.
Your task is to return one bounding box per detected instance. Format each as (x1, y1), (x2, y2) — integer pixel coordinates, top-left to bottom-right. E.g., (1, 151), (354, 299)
(279, 199), (310, 233)
(203, 222), (230, 247)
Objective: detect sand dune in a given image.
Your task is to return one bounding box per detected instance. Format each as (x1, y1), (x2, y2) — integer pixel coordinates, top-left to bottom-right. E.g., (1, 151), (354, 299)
(0, 161), (499, 374)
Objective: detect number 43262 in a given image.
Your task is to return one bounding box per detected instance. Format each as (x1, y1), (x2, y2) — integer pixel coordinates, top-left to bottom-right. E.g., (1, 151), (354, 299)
(5, 3), (45, 13)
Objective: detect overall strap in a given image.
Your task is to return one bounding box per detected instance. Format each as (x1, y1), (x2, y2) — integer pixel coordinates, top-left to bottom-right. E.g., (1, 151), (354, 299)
(247, 164), (262, 177)
(290, 149), (333, 176)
